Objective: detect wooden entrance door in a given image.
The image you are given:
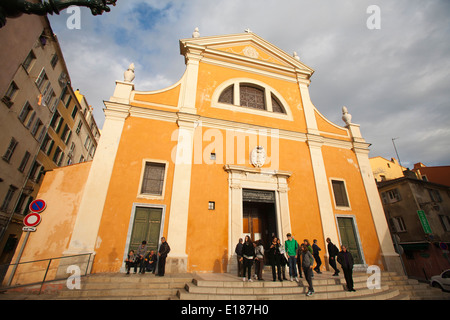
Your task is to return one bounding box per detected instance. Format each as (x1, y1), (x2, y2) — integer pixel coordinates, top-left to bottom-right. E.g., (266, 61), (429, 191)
(242, 201), (276, 249)
(243, 204), (262, 243)
(129, 207), (162, 253)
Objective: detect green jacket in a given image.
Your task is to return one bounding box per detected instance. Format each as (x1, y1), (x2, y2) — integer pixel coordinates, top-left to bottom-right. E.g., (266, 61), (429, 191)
(285, 239), (299, 256)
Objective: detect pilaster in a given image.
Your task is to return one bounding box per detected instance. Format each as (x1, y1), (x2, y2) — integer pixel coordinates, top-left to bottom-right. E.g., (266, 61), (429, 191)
(65, 102), (130, 255)
(306, 137), (340, 248)
(352, 142), (404, 274)
(166, 113), (200, 273)
(298, 79), (320, 135)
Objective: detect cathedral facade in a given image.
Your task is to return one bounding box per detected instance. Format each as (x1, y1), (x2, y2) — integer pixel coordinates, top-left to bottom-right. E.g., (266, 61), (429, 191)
(8, 31), (403, 279)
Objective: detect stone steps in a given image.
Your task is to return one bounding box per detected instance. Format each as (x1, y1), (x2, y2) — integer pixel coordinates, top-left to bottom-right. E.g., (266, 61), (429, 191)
(57, 273), (194, 300)
(1, 270), (449, 300)
(176, 271), (403, 300)
(176, 271), (450, 301)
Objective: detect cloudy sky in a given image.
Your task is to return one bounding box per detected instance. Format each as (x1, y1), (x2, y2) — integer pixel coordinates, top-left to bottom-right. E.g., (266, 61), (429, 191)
(47, 0), (450, 168)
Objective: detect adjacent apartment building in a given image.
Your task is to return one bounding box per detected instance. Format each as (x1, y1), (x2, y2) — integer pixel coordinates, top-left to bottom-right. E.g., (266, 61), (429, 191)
(379, 177), (450, 281)
(0, 14), (100, 269)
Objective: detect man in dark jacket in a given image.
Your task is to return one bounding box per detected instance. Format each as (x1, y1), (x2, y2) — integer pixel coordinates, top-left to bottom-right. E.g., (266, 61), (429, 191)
(157, 237), (170, 276)
(145, 250), (157, 273)
(337, 245), (355, 291)
(235, 238), (243, 277)
(326, 237), (340, 276)
(312, 239), (322, 274)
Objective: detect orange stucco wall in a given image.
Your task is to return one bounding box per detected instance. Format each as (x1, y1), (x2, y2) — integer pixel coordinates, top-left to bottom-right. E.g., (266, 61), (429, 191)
(6, 162), (92, 285)
(132, 83), (181, 108)
(321, 146), (383, 267)
(92, 117), (178, 273)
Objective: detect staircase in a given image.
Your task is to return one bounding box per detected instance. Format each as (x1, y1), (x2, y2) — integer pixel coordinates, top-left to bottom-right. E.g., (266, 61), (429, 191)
(1, 270), (448, 300)
(0, 273), (194, 300)
(176, 271), (450, 301)
(381, 272), (449, 300)
(57, 273), (194, 300)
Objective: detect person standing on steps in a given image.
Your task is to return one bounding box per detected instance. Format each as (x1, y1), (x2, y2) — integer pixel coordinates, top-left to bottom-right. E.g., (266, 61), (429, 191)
(277, 238), (288, 280)
(254, 240), (265, 281)
(326, 237), (340, 276)
(268, 236), (283, 282)
(235, 238), (244, 277)
(285, 233), (299, 282)
(300, 243), (315, 296)
(303, 239), (313, 278)
(337, 245), (356, 292)
(296, 244), (303, 279)
(312, 239), (322, 274)
(157, 237), (170, 277)
(240, 235), (255, 282)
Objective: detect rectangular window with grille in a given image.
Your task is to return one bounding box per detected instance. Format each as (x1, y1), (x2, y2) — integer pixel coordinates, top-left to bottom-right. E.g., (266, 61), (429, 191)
(141, 162), (166, 196)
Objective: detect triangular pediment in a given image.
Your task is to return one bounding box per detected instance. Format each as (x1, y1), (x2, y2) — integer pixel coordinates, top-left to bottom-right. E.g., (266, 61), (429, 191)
(180, 32), (314, 76)
(212, 41), (292, 67)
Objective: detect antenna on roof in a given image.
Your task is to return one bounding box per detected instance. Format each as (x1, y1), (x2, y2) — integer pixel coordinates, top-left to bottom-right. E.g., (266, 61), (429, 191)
(392, 137), (404, 169)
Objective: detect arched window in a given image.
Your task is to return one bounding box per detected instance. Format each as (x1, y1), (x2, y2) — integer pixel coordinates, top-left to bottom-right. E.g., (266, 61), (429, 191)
(214, 79), (289, 117)
(271, 94), (285, 114)
(218, 85), (234, 104)
(239, 84), (265, 110)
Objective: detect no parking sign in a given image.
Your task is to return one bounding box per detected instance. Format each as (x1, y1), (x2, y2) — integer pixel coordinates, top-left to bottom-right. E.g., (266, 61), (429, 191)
(23, 199), (46, 232)
(29, 199), (46, 213)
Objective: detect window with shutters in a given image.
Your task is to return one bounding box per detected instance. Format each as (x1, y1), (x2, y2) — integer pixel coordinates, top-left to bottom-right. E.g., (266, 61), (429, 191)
(331, 179), (350, 208)
(3, 138), (18, 163)
(389, 216), (407, 233)
(1, 185), (18, 212)
(35, 68), (48, 91)
(22, 50), (36, 73)
(381, 189), (402, 204)
(139, 161), (168, 198)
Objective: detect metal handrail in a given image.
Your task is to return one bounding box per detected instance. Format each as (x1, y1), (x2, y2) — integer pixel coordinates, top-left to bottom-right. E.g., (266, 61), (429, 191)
(0, 253), (93, 295)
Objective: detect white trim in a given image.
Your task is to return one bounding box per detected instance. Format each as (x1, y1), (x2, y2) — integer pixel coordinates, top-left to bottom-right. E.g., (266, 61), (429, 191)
(136, 159), (169, 200)
(121, 203), (166, 273)
(125, 104), (355, 150)
(179, 32), (314, 76)
(130, 68), (187, 110)
(224, 165), (292, 269)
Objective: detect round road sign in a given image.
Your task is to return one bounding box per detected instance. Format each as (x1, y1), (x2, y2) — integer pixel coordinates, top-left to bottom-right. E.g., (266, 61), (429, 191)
(24, 213), (42, 228)
(29, 199), (46, 213)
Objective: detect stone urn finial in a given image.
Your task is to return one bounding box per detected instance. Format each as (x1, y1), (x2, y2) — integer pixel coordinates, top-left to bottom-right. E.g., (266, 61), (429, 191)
(342, 106), (352, 126)
(293, 52), (300, 61)
(192, 27), (200, 38)
(124, 63), (135, 83)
